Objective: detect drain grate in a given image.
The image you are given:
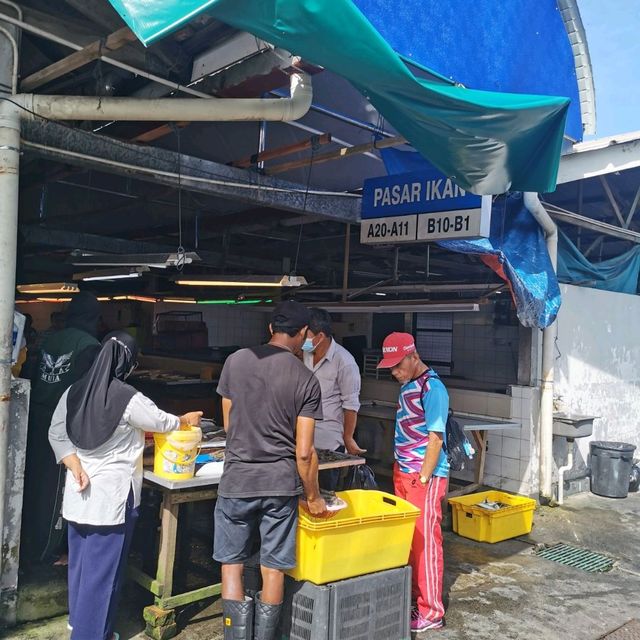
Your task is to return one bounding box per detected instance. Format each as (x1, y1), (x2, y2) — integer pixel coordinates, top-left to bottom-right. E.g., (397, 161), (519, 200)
(533, 543), (615, 573)
(600, 619), (640, 639)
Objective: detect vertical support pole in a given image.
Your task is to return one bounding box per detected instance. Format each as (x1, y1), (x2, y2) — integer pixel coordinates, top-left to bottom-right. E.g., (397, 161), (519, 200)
(523, 193), (558, 502)
(341, 223), (350, 303)
(0, 99), (21, 560)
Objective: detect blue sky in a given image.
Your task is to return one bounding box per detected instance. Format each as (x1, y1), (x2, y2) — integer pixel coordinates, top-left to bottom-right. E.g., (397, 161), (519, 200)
(579, 0), (640, 138)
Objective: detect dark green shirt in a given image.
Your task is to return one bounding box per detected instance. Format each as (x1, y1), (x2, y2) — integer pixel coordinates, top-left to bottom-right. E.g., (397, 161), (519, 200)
(31, 328), (100, 413)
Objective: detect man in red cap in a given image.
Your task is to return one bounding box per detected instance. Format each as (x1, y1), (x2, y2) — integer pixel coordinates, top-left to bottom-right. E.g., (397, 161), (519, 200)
(378, 332), (449, 633)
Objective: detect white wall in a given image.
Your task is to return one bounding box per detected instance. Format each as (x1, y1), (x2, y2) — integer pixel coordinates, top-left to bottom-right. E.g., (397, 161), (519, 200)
(554, 284), (640, 479)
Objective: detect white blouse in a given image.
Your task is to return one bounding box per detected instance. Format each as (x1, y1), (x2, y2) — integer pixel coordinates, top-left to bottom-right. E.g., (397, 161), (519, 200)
(49, 389), (179, 526)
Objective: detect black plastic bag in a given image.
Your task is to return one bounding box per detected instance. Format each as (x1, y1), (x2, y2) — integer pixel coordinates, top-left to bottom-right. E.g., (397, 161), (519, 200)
(343, 464), (378, 490)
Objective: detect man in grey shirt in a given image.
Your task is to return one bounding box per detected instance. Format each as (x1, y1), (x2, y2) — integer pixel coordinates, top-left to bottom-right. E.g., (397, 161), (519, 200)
(215, 301), (327, 640)
(303, 308), (363, 490)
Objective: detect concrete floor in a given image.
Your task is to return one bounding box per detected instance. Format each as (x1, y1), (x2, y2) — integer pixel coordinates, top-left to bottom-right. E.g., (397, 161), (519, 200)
(4, 491), (640, 640)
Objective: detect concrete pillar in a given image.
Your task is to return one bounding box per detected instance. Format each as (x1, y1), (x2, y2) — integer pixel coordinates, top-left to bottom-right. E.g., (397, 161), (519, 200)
(0, 87), (21, 577)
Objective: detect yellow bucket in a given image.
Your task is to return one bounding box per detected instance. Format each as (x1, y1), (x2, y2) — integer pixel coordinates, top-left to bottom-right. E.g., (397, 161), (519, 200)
(153, 426), (202, 481)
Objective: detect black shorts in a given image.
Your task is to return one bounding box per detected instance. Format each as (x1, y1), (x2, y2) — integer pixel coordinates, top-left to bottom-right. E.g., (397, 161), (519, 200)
(213, 495), (298, 570)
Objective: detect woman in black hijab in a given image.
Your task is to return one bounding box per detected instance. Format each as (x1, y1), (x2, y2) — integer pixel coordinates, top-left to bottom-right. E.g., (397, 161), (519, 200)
(49, 331), (202, 640)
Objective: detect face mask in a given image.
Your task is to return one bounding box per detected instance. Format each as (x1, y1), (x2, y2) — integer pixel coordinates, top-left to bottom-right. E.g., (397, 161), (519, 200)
(301, 338), (316, 353)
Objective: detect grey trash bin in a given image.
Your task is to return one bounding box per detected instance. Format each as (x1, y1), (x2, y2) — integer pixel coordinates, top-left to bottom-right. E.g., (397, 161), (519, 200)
(590, 441), (637, 498)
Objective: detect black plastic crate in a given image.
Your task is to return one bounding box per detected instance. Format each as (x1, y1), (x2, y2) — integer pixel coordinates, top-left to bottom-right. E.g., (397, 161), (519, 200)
(279, 566), (411, 640)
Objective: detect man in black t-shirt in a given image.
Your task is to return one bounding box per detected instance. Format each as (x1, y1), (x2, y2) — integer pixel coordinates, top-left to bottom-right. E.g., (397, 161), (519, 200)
(214, 300), (327, 640)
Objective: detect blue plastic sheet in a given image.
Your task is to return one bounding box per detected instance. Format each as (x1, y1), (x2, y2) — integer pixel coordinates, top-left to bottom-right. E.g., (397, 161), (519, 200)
(354, 0), (584, 141)
(381, 149), (561, 328)
(107, 0), (569, 195)
(558, 231), (640, 294)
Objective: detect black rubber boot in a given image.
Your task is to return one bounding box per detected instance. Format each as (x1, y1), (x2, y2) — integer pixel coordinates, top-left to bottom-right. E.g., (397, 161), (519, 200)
(222, 596), (254, 640)
(253, 592), (282, 640)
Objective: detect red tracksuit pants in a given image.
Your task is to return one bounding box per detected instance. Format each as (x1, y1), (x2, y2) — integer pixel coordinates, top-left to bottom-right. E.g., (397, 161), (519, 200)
(393, 464), (447, 623)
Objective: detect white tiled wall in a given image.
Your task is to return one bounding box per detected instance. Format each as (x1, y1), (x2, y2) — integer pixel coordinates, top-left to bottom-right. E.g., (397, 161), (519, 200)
(449, 384), (540, 497)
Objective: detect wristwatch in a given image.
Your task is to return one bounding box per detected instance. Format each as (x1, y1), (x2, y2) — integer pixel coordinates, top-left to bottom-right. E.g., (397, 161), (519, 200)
(419, 475), (428, 485)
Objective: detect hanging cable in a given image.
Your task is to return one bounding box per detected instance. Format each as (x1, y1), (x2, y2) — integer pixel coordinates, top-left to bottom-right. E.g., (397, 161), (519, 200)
(174, 125), (186, 270)
(293, 140), (319, 274)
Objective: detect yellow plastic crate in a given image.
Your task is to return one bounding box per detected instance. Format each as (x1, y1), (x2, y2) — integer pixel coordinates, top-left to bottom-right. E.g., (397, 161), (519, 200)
(448, 490), (537, 543)
(287, 490), (420, 584)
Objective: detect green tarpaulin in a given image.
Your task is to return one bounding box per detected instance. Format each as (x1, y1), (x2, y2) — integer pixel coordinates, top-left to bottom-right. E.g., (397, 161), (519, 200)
(107, 0), (570, 195)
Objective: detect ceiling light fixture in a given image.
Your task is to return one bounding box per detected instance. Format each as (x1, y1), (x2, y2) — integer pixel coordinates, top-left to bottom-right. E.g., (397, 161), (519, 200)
(73, 267), (150, 282)
(284, 302), (482, 314)
(17, 283), (79, 294)
(112, 295), (158, 303)
(174, 275), (308, 288)
(198, 298), (274, 305)
(68, 251), (200, 268)
(162, 297), (198, 304)
(35, 297), (74, 303)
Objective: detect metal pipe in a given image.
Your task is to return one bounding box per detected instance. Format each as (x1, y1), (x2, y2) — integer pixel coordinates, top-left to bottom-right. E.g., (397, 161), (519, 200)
(0, 98), (20, 566)
(342, 223), (351, 303)
(557, 438), (574, 505)
(18, 72), (312, 122)
(524, 192), (558, 502)
(0, 10), (381, 161)
(270, 88), (397, 138)
(0, 25), (18, 94)
(258, 119), (267, 171)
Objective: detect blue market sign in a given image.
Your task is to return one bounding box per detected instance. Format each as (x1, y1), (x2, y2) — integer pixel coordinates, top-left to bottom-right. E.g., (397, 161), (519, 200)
(361, 170), (492, 244)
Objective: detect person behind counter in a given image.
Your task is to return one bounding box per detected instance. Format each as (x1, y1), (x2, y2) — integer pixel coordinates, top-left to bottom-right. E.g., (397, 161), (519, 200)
(377, 332), (449, 633)
(22, 291), (102, 564)
(48, 331), (202, 640)
(214, 300), (327, 640)
(303, 307), (364, 490)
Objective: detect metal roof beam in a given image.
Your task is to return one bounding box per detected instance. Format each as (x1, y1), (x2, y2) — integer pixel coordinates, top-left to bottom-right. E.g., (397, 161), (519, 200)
(598, 175), (627, 227)
(20, 225), (280, 272)
(557, 134), (640, 184)
(21, 120), (361, 223)
(544, 203), (640, 244)
(626, 185), (640, 229)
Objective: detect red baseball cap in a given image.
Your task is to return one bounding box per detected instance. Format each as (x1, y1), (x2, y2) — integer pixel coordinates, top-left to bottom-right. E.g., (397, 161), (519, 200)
(377, 332), (416, 368)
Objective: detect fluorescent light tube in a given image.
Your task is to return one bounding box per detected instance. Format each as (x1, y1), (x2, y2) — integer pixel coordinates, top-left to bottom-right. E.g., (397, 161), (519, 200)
(175, 275), (307, 288)
(75, 267), (149, 282)
(17, 283), (79, 294)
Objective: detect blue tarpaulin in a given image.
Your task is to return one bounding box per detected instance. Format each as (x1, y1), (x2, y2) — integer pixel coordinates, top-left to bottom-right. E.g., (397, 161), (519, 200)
(381, 148), (561, 328)
(106, 0), (570, 195)
(558, 230), (640, 294)
(353, 0), (585, 142)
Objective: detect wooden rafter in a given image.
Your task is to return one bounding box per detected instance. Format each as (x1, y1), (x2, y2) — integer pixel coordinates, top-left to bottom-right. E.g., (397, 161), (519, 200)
(230, 133), (332, 169)
(265, 135), (407, 175)
(131, 122), (189, 144)
(21, 27), (137, 92)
